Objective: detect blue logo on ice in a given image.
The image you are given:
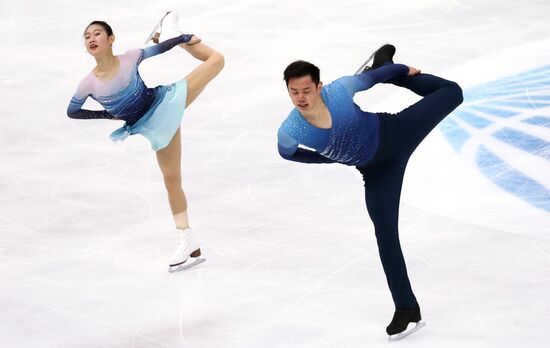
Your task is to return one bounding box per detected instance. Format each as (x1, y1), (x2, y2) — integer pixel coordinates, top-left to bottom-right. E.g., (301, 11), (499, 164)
(440, 65), (550, 212)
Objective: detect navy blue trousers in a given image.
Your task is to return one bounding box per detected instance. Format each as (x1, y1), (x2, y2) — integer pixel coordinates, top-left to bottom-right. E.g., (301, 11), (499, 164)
(357, 73), (463, 309)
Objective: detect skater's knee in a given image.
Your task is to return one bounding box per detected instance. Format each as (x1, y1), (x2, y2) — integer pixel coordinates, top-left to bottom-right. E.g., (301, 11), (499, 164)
(375, 234), (403, 257)
(375, 227), (399, 242)
(446, 81), (463, 107)
(163, 174), (182, 192)
(373, 222), (399, 240)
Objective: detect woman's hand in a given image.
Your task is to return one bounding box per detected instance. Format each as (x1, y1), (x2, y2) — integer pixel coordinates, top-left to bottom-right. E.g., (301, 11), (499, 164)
(186, 35), (202, 45)
(408, 66), (421, 76)
(152, 33), (200, 45)
(152, 32), (160, 44)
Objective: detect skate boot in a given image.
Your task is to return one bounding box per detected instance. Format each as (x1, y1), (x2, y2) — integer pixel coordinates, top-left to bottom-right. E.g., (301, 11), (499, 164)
(168, 228), (205, 272)
(372, 44), (396, 69)
(386, 303), (426, 341)
(145, 11), (172, 44)
(145, 11), (199, 45)
(354, 43), (396, 75)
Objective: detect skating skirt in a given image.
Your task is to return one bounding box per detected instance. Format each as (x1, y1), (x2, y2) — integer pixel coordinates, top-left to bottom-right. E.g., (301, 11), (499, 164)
(109, 79), (187, 151)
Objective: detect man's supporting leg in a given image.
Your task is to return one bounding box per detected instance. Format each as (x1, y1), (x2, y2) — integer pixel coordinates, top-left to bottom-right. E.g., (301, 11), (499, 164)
(359, 156), (417, 309)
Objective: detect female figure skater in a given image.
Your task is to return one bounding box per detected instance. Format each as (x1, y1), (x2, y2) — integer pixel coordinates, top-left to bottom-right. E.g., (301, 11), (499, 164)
(67, 13), (224, 271)
(277, 45), (463, 339)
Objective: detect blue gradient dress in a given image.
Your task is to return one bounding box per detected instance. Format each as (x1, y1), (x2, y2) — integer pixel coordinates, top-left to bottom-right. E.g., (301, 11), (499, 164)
(67, 35), (193, 151)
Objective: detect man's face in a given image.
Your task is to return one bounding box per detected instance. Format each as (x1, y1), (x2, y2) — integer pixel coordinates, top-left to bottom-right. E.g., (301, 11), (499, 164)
(287, 75), (322, 113)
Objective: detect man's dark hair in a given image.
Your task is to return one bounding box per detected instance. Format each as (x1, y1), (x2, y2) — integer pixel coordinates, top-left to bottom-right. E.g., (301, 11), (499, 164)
(85, 21), (114, 37)
(283, 60), (320, 86)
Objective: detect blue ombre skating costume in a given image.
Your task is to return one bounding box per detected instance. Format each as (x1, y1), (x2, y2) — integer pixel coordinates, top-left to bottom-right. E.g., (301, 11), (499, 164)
(278, 63), (463, 309)
(67, 35), (193, 151)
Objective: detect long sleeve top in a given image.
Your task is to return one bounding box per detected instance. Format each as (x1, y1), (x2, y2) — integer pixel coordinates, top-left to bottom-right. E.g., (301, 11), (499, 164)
(277, 63), (409, 166)
(67, 35), (192, 125)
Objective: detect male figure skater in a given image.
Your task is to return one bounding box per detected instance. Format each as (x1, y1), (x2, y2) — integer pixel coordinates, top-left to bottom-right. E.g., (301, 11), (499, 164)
(277, 45), (463, 339)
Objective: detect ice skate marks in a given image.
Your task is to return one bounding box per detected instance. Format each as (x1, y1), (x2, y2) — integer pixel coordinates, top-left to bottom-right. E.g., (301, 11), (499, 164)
(440, 65), (550, 212)
(388, 321), (426, 341)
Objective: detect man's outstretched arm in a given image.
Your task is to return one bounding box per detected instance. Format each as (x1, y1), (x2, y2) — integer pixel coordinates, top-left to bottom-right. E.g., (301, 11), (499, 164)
(277, 128), (335, 164)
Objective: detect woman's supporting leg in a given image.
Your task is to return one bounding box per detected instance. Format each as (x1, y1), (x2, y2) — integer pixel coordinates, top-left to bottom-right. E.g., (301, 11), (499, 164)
(156, 128), (202, 268)
(156, 128), (189, 229)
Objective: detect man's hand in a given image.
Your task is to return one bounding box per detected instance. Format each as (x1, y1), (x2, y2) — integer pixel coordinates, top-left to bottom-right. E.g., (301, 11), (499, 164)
(408, 67), (421, 76)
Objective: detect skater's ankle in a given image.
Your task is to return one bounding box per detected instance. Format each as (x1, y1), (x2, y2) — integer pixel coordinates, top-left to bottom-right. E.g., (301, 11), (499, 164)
(175, 227), (193, 236)
(173, 211), (190, 230)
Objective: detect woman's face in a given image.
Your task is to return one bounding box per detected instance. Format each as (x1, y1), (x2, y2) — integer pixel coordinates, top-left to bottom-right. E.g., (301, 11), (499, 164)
(84, 24), (114, 56)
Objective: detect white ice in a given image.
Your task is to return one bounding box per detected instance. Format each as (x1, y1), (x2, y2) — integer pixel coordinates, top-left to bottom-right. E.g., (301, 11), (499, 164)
(1, 0), (549, 347)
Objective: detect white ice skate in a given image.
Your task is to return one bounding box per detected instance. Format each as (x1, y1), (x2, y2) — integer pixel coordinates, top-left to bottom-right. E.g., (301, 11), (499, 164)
(145, 11), (173, 44)
(168, 228), (205, 273)
(145, 11), (200, 46)
(388, 321), (426, 342)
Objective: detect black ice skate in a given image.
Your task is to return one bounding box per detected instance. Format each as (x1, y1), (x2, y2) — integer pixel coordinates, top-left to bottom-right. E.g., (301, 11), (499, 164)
(386, 304), (426, 341)
(354, 43), (396, 75)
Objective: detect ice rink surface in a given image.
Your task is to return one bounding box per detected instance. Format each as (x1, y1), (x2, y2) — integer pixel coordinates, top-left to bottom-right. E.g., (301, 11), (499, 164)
(1, 0), (549, 347)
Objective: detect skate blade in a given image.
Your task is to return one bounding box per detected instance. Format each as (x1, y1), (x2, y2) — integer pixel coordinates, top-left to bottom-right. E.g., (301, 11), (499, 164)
(354, 52), (375, 75)
(354, 42), (389, 75)
(145, 11), (172, 44)
(388, 321), (426, 342)
(168, 257), (205, 273)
